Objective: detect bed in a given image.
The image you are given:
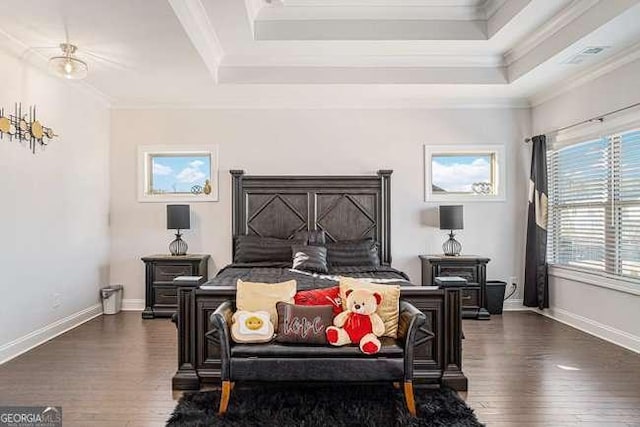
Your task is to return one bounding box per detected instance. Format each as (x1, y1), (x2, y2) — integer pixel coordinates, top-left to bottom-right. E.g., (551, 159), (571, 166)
(172, 170), (467, 391)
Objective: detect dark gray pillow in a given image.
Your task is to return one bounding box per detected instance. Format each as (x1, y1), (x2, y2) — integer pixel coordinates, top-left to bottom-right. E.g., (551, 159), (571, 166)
(291, 245), (328, 273)
(234, 235), (305, 263)
(275, 302), (333, 344)
(326, 238), (380, 267)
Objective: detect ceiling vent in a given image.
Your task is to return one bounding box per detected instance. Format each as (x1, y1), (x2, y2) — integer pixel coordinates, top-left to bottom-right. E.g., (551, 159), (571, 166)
(562, 46), (610, 65)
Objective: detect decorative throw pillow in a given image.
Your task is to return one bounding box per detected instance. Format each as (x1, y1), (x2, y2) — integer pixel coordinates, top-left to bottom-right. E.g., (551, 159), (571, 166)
(292, 245), (328, 273)
(338, 277), (400, 338)
(231, 310), (274, 344)
(326, 238), (380, 267)
(236, 279), (297, 326)
(275, 302), (334, 344)
(234, 235), (305, 263)
(294, 286), (343, 316)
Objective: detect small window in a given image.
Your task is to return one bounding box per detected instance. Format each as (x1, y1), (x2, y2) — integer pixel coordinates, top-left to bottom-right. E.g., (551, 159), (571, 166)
(138, 145), (219, 202)
(424, 145), (505, 202)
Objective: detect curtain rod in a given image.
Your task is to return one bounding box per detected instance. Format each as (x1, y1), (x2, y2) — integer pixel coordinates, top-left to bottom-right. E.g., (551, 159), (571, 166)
(524, 101), (640, 143)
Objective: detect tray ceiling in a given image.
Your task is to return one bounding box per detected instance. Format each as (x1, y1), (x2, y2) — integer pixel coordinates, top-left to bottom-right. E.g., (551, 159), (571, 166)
(0, 0), (639, 108)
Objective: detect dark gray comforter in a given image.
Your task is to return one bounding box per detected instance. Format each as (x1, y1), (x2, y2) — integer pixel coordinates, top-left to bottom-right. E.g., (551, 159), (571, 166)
(200, 262), (413, 290)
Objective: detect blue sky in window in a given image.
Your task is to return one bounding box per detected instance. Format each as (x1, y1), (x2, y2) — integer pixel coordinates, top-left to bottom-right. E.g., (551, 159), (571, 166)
(432, 154), (491, 192)
(151, 155), (211, 193)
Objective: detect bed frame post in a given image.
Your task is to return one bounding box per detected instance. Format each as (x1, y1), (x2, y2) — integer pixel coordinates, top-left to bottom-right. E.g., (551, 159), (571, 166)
(441, 288), (467, 390)
(378, 170), (392, 266)
(230, 170), (245, 259)
(172, 282), (200, 390)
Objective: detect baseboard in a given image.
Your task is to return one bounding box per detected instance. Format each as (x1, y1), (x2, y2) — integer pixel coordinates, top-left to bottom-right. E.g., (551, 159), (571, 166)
(536, 306), (640, 354)
(0, 304), (103, 365)
(121, 299), (144, 311)
(502, 299), (527, 311)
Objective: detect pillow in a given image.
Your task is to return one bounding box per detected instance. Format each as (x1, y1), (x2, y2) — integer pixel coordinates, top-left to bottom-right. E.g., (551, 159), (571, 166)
(326, 238), (380, 267)
(275, 302), (334, 344)
(294, 286), (343, 316)
(293, 230), (326, 246)
(339, 277), (400, 338)
(292, 245), (328, 273)
(231, 310), (274, 344)
(236, 279), (297, 325)
(234, 235), (305, 263)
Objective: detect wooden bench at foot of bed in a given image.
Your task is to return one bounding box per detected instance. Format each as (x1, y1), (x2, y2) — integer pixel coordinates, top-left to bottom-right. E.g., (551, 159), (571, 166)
(172, 282), (467, 392)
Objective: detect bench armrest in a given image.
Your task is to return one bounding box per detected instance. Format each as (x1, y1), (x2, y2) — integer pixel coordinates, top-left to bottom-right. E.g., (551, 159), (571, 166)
(397, 300), (435, 381)
(206, 300), (234, 382)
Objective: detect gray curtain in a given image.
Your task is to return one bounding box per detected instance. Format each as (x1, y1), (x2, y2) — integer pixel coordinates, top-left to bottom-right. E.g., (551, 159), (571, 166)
(524, 135), (549, 309)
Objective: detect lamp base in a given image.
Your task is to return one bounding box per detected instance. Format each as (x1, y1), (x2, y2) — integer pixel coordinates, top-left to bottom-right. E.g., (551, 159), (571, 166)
(169, 232), (188, 256)
(442, 231), (462, 256)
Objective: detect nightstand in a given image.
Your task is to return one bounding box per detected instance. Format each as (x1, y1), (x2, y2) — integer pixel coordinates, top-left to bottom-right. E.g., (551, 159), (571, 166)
(419, 255), (491, 320)
(141, 254), (210, 319)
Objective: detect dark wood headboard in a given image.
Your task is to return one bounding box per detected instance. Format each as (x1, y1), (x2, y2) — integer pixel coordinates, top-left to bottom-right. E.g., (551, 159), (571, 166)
(230, 170), (392, 266)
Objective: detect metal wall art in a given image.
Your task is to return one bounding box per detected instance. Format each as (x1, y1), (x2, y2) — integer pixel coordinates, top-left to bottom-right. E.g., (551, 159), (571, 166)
(0, 103), (57, 154)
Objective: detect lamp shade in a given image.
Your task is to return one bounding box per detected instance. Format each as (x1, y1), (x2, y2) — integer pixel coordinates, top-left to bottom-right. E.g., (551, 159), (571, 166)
(439, 205), (463, 230)
(48, 43), (88, 80)
(167, 205), (190, 230)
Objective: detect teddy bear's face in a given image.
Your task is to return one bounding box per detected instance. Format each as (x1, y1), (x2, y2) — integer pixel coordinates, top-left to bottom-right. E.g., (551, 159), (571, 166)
(345, 289), (382, 315)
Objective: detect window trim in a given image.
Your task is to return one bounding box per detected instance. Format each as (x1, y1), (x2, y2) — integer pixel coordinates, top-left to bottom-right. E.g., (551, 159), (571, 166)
(137, 145), (219, 203)
(549, 265), (640, 297)
(423, 144), (506, 202)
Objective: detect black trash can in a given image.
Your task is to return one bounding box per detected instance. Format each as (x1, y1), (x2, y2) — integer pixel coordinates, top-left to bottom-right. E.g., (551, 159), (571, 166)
(486, 281), (506, 315)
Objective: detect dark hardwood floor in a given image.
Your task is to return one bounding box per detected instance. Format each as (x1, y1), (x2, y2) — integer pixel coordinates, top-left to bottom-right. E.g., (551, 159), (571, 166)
(1, 311), (639, 426)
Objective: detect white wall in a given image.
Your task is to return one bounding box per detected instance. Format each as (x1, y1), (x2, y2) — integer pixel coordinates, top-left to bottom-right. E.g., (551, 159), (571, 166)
(532, 57), (640, 353)
(109, 107), (531, 305)
(0, 49), (110, 362)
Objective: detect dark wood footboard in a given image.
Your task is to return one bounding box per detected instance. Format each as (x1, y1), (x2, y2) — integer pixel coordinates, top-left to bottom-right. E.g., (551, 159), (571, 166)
(172, 283), (467, 391)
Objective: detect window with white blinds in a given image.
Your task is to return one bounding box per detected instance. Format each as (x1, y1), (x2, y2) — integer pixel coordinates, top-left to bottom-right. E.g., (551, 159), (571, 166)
(547, 128), (640, 281)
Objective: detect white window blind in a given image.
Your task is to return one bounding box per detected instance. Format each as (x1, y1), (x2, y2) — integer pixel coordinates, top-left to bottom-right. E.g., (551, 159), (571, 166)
(619, 129), (640, 278)
(547, 128), (640, 282)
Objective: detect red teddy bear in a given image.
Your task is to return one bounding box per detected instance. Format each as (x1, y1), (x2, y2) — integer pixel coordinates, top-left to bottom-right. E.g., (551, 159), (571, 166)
(325, 288), (385, 354)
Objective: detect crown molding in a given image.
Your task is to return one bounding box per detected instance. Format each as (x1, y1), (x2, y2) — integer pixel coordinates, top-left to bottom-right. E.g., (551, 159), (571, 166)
(529, 41), (640, 107)
(257, 6), (486, 21)
(223, 54), (504, 67)
(168, 0), (224, 84)
(255, 0), (518, 23)
(483, 0), (508, 20)
(245, 0), (264, 21)
(487, 0), (530, 38)
(504, 0), (599, 66)
(111, 97), (531, 110)
(276, 0), (485, 6)
(244, 0), (263, 34)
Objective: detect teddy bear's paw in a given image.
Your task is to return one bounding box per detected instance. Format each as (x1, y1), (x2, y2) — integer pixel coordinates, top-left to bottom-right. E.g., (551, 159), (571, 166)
(361, 340), (380, 355)
(326, 327), (339, 344)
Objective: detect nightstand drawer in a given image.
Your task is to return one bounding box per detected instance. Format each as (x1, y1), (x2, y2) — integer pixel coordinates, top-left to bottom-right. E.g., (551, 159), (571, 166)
(154, 285), (178, 306)
(154, 264), (192, 282)
(460, 288), (480, 308)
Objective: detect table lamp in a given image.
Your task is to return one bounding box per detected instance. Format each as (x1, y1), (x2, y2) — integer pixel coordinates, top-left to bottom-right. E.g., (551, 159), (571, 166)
(167, 204), (190, 256)
(439, 205), (463, 256)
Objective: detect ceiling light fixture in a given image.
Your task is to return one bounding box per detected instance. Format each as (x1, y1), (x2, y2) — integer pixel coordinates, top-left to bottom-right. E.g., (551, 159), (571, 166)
(49, 43), (88, 80)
